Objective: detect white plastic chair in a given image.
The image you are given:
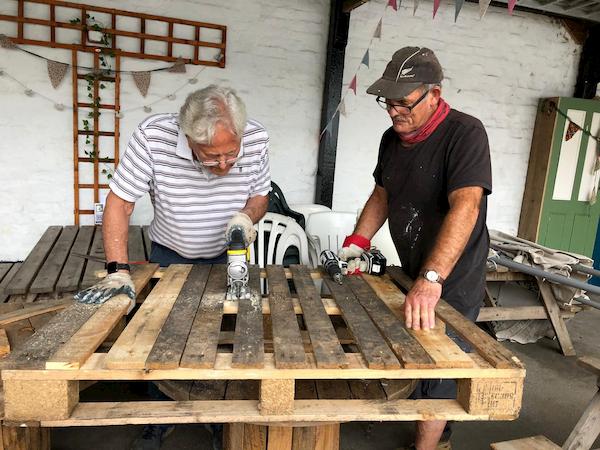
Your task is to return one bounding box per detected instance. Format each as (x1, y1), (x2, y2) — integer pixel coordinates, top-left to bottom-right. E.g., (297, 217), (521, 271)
(249, 212), (311, 267)
(371, 221), (401, 266)
(305, 211), (357, 264)
(289, 203), (331, 222)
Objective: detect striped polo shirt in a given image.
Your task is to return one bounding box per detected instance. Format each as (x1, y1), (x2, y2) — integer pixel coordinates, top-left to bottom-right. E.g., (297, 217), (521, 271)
(109, 113), (271, 259)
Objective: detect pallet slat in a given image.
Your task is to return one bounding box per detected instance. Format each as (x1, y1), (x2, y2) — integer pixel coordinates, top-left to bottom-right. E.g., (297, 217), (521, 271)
(80, 226), (105, 289)
(146, 265), (211, 369)
(289, 265), (347, 369)
(6, 226), (62, 295)
(266, 265), (307, 369)
(0, 264), (21, 303)
(55, 226), (95, 293)
(232, 265), (265, 368)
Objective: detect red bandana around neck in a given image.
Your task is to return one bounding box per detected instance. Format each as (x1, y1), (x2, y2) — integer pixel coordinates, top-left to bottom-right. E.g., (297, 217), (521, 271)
(398, 98), (450, 145)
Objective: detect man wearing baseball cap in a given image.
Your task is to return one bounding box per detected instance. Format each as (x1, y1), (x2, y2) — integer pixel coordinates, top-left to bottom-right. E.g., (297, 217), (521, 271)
(338, 47), (492, 450)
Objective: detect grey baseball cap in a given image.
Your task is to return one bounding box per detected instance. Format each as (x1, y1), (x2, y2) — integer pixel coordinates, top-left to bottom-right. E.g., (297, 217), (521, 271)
(366, 46), (443, 99)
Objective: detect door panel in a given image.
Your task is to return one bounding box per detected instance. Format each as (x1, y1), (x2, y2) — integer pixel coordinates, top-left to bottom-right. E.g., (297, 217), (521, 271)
(552, 109), (586, 201)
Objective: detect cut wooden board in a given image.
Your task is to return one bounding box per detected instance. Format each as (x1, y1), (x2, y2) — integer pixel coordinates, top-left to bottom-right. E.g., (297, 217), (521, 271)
(6, 226), (62, 295)
(289, 265), (347, 369)
(266, 265), (307, 369)
(323, 276), (400, 370)
(29, 226), (78, 294)
(386, 267), (522, 369)
(179, 265), (227, 369)
(105, 265), (191, 369)
(0, 300), (72, 327)
(55, 226), (95, 293)
(146, 265), (211, 369)
(491, 435), (561, 450)
(345, 276), (435, 369)
(232, 265), (265, 369)
(0, 263), (22, 303)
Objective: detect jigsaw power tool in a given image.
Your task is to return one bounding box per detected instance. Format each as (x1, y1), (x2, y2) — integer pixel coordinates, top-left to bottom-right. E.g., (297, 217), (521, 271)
(226, 226), (251, 300)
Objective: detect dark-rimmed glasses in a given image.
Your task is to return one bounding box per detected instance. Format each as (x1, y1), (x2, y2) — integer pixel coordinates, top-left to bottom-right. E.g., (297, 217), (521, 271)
(376, 89), (430, 115)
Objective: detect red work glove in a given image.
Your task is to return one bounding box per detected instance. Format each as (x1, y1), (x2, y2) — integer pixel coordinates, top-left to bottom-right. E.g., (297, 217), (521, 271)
(338, 234), (370, 264)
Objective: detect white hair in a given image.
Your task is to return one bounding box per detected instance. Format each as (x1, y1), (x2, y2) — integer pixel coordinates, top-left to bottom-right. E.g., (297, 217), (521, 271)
(179, 85), (247, 144)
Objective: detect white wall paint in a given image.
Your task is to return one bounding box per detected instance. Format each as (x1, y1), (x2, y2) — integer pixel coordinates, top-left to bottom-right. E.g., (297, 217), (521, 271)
(0, 0), (330, 260)
(333, 0), (581, 237)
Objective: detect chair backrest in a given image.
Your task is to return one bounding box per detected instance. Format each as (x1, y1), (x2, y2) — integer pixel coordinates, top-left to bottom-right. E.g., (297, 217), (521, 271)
(288, 203), (331, 222)
(250, 212), (311, 267)
(305, 211), (357, 255)
(268, 182), (306, 229)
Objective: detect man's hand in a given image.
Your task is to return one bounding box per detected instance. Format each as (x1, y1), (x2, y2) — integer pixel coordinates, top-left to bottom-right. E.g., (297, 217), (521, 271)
(338, 234), (371, 261)
(226, 212), (257, 246)
(403, 278), (442, 330)
(74, 272), (136, 313)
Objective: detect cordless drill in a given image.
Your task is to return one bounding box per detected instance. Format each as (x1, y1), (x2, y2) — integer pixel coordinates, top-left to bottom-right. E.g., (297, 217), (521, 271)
(320, 250), (346, 284)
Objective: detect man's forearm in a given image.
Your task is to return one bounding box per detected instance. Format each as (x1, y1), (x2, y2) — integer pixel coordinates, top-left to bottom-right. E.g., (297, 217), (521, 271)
(354, 185), (389, 240)
(103, 192), (134, 263)
(241, 194), (268, 223)
(422, 187), (482, 279)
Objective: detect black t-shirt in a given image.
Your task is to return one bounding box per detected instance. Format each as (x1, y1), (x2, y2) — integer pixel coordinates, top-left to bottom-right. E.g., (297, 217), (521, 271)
(373, 109), (492, 313)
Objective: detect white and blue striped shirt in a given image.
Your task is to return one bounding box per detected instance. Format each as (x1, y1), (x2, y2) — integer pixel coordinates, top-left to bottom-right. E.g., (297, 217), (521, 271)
(110, 113), (271, 258)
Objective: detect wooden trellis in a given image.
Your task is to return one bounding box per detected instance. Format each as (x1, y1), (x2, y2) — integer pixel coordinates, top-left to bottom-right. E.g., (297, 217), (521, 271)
(0, 0), (227, 224)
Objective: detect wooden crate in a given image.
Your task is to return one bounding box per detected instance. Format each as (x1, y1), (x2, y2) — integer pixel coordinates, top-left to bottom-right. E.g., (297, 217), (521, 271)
(0, 264), (525, 430)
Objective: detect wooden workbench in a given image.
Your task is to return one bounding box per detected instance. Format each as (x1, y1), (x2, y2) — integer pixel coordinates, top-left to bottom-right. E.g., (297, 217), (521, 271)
(0, 263), (525, 450)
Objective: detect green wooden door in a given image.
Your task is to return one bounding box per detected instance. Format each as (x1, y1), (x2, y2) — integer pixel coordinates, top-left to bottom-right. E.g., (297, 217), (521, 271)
(538, 97), (600, 257)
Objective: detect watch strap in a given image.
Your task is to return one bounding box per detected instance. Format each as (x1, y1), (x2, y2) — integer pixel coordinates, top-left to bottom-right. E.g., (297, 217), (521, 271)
(106, 261), (131, 274)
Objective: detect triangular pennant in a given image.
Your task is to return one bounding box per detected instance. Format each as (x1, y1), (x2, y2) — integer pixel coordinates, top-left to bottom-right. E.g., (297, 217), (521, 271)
(433, 0), (441, 18)
(339, 100), (347, 117)
(349, 76), (357, 95)
(387, 0), (398, 10)
(132, 71), (151, 97)
(168, 57), (187, 73)
(0, 34), (17, 49)
(47, 60), (69, 89)
(373, 19), (382, 39)
(361, 50), (370, 68)
(565, 121), (581, 141)
(479, 0), (492, 18)
(508, 0), (517, 14)
(455, 0), (465, 21)
(413, 0), (420, 15)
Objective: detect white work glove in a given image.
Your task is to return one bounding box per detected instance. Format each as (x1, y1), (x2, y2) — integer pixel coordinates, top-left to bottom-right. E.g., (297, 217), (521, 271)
(74, 272), (136, 313)
(338, 234), (371, 261)
(226, 212), (257, 246)
(347, 258), (368, 275)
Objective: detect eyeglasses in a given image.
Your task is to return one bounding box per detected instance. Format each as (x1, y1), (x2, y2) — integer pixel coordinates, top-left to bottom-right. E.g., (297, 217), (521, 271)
(197, 154), (240, 167)
(376, 89), (430, 115)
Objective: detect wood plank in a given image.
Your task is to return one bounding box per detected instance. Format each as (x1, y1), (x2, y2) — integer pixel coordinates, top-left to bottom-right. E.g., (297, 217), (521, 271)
(29, 226), (78, 294)
(39, 398), (494, 426)
(295, 380), (318, 399)
(267, 427), (292, 450)
(0, 329), (10, 357)
(105, 265), (191, 369)
(348, 379), (386, 399)
(315, 380), (352, 399)
(536, 277), (576, 356)
(476, 306), (575, 321)
(289, 265), (347, 369)
(226, 380), (259, 400)
(55, 226), (95, 293)
(190, 380), (227, 400)
(346, 276), (435, 369)
(224, 423), (244, 450)
(314, 424), (340, 450)
(578, 356), (600, 377)
(0, 264), (22, 303)
(179, 265), (227, 369)
(0, 263), (13, 284)
(232, 265), (264, 368)
(127, 226), (146, 263)
(6, 226), (62, 295)
(265, 265), (307, 369)
(323, 277), (400, 370)
(562, 390), (600, 450)
(142, 225), (152, 261)
(387, 267), (522, 369)
(81, 226), (105, 289)
(0, 299), (72, 326)
(146, 265), (211, 369)
(491, 435), (561, 450)
(45, 263), (158, 369)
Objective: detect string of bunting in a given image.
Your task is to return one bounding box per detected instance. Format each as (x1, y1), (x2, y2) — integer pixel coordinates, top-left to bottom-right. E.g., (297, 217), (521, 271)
(319, 0), (519, 140)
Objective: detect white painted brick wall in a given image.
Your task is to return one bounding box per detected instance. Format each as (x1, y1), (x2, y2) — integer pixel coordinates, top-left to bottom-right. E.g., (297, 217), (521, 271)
(333, 0), (581, 236)
(0, 0), (330, 260)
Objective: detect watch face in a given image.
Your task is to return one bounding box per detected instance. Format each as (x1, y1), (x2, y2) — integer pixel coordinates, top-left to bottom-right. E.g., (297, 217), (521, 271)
(425, 270), (438, 282)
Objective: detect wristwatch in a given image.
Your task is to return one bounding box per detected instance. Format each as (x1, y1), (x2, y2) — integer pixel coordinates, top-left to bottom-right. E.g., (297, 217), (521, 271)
(421, 269), (445, 285)
(106, 261), (131, 274)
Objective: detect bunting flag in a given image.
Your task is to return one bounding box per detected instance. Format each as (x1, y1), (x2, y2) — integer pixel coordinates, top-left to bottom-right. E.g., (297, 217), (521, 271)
(349, 75), (357, 95)
(387, 0), (398, 10)
(339, 99), (347, 117)
(0, 34), (17, 49)
(455, 0), (465, 21)
(373, 19), (382, 39)
(433, 0), (442, 18)
(361, 50), (370, 68)
(413, 0), (420, 15)
(168, 57), (187, 73)
(132, 71), (151, 97)
(479, 0), (492, 18)
(508, 0), (517, 14)
(565, 121), (581, 141)
(47, 60), (69, 89)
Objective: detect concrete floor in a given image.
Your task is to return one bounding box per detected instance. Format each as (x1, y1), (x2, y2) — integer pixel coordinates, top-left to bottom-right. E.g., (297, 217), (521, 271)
(51, 308), (600, 450)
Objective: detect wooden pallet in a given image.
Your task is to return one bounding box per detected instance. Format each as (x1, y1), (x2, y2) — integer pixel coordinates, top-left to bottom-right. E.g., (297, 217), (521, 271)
(0, 264), (525, 428)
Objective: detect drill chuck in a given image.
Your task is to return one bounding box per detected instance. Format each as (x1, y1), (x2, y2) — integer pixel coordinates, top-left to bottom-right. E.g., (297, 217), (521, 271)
(320, 250), (344, 284)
